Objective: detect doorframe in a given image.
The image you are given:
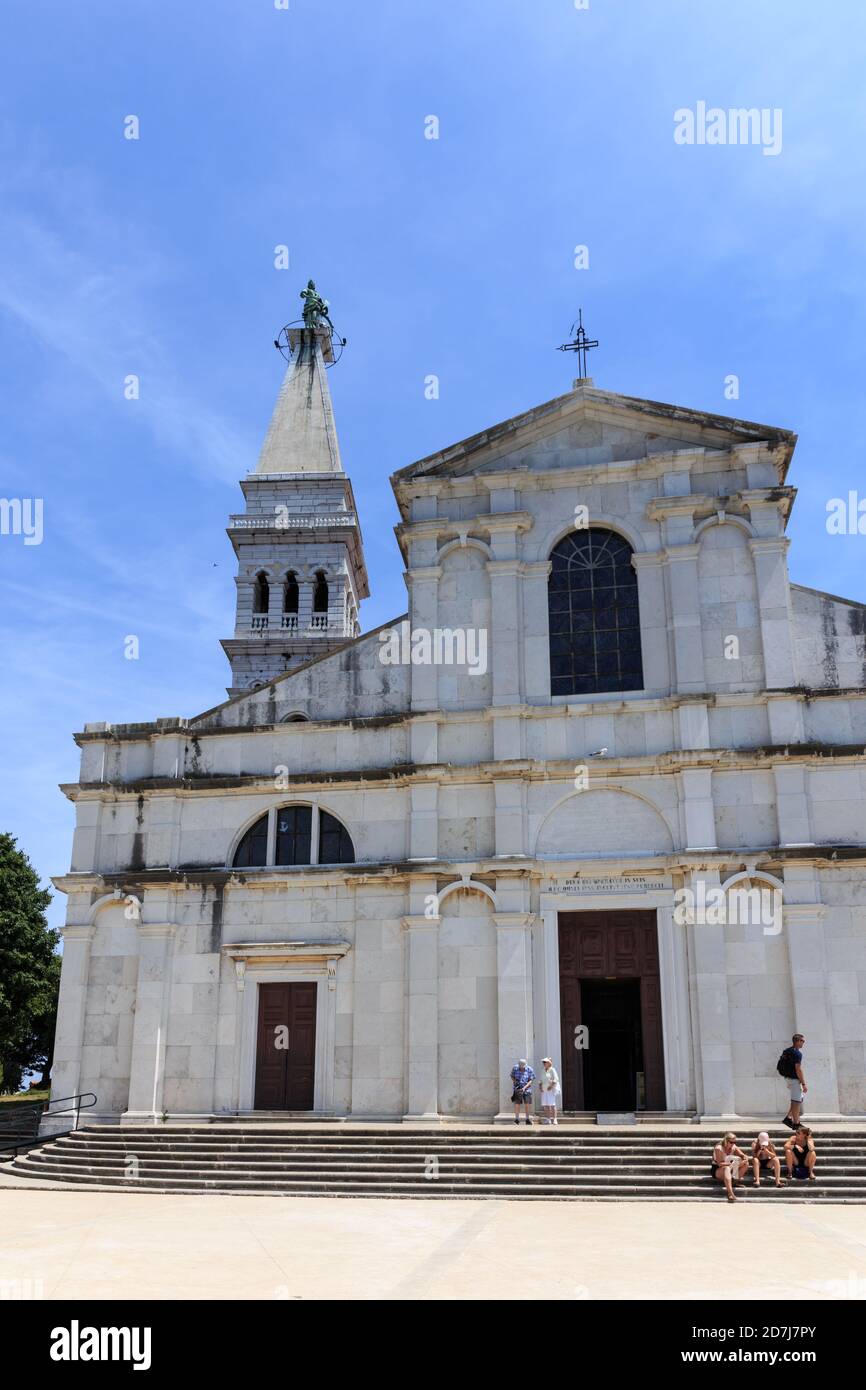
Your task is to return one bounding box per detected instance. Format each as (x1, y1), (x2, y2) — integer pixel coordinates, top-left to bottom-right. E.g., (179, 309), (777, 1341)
(224, 942), (350, 1115)
(537, 890), (694, 1112)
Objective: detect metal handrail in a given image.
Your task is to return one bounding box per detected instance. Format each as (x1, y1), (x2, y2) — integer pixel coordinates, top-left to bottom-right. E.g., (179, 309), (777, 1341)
(0, 1091), (97, 1158)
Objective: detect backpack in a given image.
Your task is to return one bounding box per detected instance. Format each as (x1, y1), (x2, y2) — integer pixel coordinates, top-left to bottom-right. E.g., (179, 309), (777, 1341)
(776, 1048), (797, 1079)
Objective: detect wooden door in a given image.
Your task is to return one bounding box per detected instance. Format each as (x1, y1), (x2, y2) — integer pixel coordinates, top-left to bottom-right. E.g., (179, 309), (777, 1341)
(254, 982), (317, 1110)
(558, 910), (666, 1111)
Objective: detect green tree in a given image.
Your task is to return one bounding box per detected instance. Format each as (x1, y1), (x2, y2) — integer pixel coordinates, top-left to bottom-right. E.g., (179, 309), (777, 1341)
(0, 833), (61, 1093)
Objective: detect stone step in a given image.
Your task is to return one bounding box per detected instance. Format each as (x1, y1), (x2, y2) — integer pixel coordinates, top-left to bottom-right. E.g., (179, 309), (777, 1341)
(8, 1161), (855, 1199)
(10, 1123), (861, 1201)
(54, 1130), (865, 1148)
(50, 1141), (866, 1159)
(31, 1151), (866, 1174)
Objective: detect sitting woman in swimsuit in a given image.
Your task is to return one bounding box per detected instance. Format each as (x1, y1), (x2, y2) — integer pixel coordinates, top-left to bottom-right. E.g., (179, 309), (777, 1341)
(784, 1125), (817, 1182)
(711, 1132), (749, 1202)
(751, 1131), (784, 1188)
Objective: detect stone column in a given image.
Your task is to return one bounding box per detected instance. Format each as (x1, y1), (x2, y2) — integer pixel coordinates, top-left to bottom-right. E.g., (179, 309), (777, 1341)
(749, 536), (797, 689)
(631, 551), (671, 694)
(522, 560), (552, 703)
(493, 778), (526, 857)
(679, 768), (717, 851)
(782, 866), (840, 1115)
(486, 558), (523, 707)
(402, 898), (441, 1123)
(685, 869), (737, 1117)
(773, 764), (814, 847)
(493, 912), (535, 1120)
(407, 565), (441, 713)
(47, 924), (95, 1128)
(656, 904), (695, 1112)
(409, 783), (439, 860)
(665, 541), (706, 693)
(123, 923), (176, 1125)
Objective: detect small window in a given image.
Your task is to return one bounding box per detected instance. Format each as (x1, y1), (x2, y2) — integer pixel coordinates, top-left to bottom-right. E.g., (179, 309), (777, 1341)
(319, 810), (355, 864)
(313, 571), (329, 613)
(233, 812), (268, 867)
(253, 572), (270, 614)
(283, 573), (299, 614)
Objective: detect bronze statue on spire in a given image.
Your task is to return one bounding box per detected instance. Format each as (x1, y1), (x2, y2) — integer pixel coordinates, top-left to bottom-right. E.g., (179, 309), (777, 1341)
(300, 279), (334, 332)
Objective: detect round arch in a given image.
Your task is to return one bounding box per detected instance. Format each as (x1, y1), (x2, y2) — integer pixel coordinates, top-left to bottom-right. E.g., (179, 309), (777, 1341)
(534, 514), (647, 565)
(534, 784), (676, 858)
(436, 877), (498, 913)
(693, 514), (755, 544)
(436, 536), (493, 565)
(87, 891), (142, 925)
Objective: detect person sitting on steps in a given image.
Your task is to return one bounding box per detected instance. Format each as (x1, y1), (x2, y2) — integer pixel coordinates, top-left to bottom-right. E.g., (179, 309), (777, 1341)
(751, 1131), (785, 1188)
(711, 1132), (749, 1203)
(785, 1125), (817, 1183)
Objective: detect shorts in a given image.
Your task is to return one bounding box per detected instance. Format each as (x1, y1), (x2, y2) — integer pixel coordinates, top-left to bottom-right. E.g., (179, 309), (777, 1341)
(757, 1156), (772, 1169)
(511, 1089), (532, 1104)
(789, 1079), (804, 1102)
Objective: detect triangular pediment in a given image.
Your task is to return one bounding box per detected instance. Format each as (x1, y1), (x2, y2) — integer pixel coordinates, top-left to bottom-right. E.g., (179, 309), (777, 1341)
(392, 384), (796, 485)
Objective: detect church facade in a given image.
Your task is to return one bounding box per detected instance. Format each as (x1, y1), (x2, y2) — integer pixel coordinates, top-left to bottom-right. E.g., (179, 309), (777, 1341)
(49, 318), (866, 1125)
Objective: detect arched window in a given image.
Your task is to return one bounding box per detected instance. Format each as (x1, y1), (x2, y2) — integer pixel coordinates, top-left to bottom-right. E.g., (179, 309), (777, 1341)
(312, 571), (329, 613)
(283, 572), (299, 613)
(319, 810), (354, 864)
(253, 571), (270, 614)
(548, 528), (643, 696)
(231, 806), (355, 868)
(233, 813), (269, 867)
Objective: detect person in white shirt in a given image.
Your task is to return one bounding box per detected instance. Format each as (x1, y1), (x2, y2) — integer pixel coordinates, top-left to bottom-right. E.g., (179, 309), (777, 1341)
(539, 1057), (560, 1125)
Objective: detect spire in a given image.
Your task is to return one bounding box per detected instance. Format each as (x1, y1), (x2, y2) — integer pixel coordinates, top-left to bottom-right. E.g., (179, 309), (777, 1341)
(221, 294), (367, 698)
(254, 326), (343, 476)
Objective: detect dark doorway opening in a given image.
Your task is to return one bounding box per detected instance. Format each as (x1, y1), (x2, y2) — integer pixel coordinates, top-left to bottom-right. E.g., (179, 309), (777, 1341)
(579, 979), (643, 1111)
(558, 910), (666, 1111)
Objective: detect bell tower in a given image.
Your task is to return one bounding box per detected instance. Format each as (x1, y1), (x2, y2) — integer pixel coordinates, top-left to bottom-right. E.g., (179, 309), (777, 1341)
(221, 288), (368, 697)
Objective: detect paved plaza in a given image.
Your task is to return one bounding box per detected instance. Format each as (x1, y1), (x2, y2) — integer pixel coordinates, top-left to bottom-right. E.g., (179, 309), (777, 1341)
(3, 1189), (866, 1301)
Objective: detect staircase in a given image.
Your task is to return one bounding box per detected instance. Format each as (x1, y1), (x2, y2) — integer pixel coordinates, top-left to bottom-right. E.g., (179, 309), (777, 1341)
(6, 1125), (866, 1200)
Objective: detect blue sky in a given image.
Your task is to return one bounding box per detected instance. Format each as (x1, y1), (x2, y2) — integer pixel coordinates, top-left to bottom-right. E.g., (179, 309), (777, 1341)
(1, 0), (865, 927)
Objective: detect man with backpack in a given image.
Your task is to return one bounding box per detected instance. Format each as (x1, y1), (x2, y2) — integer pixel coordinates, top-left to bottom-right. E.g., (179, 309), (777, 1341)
(777, 1033), (807, 1129)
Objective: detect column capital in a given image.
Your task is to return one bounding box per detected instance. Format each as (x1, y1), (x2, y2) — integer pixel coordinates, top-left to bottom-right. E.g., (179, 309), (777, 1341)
(485, 559), (524, 578)
(492, 912), (536, 929)
(401, 914), (440, 930)
(138, 922), (176, 939)
(631, 550), (665, 569)
(663, 542), (701, 563)
(405, 565), (442, 584)
(783, 903), (828, 925)
(748, 535), (791, 556)
(60, 924), (96, 942)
